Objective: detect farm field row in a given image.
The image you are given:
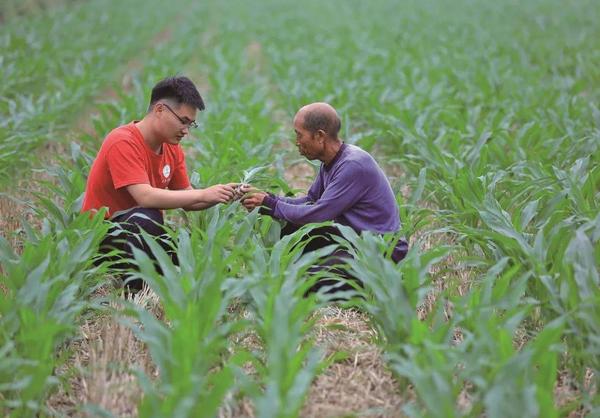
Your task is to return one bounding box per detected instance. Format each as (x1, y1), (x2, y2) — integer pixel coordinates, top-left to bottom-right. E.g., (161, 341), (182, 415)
(1, 0), (599, 417)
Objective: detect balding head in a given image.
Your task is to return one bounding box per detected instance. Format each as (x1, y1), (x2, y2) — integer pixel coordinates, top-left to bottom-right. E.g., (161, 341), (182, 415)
(294, 102), (341, 139)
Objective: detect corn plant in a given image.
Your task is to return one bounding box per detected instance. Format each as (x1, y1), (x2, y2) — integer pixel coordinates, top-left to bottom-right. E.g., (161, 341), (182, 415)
(241, 226), (334, 418)
(333, 227), (458, 416)
(0, 213), (109, 416)
(119, 226), (239, 418)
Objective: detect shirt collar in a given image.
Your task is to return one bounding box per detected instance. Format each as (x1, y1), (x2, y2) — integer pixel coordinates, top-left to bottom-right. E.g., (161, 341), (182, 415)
(324, 142), (347, 170)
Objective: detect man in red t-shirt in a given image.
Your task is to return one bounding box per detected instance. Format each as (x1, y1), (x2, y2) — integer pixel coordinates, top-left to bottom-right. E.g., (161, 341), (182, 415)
(82, 76), (245, 290)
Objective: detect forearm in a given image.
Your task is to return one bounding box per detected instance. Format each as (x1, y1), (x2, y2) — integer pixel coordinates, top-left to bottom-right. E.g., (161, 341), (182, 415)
(271, 163), (367, 224)
(274, 200), (338, 224)
(127, 183), (235, 211)
(182, 201), (215, 211)
(137, 188), (208, 209)
(262, 181), (360, 225)
(127, 183), (210, 210)
(179, 185), (214, 211)
(261, 194), (339, 225)
(277, 194), (312, 205)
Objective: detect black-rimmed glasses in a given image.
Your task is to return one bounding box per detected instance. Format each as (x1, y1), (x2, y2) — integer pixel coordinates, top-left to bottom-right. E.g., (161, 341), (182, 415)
(161, 102), (198, 129)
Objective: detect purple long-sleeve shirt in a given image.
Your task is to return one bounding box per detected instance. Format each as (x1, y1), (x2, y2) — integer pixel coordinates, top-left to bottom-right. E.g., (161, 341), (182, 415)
(263, 144), (401, 234)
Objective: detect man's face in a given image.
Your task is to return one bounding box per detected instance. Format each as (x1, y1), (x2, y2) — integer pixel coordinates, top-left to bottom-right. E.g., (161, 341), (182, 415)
(157, 102), (198, 145)
(293, 115), (321, 160)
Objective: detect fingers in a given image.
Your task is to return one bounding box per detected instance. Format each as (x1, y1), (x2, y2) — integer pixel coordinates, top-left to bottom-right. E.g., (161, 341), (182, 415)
(239, 186), (261, 202)
(240, 194), (261, 211)
(243, 186), (260, 195)
(206, 183), (264, 206)
(232, 183), (254, 201)
(207, 184), (234, 203)
(232, 183), (245, 201)
(214, 183), (252, 204)
(240, 195), (255, 205)
(221, 184), (235, 201)
(242, 201), (258, 212)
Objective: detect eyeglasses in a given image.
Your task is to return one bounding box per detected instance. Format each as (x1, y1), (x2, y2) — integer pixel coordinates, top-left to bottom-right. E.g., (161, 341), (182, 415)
(161, 102), (198, 129)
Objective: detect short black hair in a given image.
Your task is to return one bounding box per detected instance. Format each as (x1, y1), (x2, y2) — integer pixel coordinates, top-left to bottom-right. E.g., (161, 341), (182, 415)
(302, 109), (341, 138)
(149, 76), (205, 111)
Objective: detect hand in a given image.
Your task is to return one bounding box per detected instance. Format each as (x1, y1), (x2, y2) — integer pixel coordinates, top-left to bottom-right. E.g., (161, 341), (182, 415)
(230, 183), (252, 201)
(201, 184), (236, 204)
(241, 190), (268, 211)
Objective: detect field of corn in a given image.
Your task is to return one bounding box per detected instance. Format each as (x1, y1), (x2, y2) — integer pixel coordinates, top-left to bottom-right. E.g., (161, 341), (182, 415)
(1, 0), (599, 416)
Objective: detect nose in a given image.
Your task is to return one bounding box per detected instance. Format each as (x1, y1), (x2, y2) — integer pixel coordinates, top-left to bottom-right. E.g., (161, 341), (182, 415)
(182, 126), (190, 135)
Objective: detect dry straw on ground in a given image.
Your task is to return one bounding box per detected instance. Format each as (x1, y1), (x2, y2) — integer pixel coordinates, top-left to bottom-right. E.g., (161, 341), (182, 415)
(47, 288), (161, 417)
(302, 306), (407, 418)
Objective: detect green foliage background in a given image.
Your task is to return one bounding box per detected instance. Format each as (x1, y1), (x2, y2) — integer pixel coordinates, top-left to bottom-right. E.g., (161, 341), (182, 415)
(1, 0), (598, 416)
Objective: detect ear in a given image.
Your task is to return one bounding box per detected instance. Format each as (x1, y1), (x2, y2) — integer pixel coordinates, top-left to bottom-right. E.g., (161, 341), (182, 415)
(315, 129), (327, 143)
(153, 103), (165, 116)
(150, 103), (159, 117)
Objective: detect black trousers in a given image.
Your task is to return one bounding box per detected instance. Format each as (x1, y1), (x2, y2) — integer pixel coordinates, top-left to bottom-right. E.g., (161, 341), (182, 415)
(280, 223), (409, 294)
(98, 208), (178, 291)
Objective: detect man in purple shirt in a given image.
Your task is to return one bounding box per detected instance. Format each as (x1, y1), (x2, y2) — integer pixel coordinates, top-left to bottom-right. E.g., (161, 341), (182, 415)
(243, 103), (408, 291)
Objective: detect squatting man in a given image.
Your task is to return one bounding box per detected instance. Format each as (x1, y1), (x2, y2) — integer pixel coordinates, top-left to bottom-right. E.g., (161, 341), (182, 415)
(241, 102), (408, 292)
(82, 76), (250, 290)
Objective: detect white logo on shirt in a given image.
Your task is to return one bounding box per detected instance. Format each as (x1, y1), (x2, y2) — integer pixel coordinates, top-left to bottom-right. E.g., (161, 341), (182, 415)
(162, 165), (171, 178)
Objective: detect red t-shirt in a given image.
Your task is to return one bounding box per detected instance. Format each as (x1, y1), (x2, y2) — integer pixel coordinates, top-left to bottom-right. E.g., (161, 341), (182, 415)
(81, 122), (190, 218)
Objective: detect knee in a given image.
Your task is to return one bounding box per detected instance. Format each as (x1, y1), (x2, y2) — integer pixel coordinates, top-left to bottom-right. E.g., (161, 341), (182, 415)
(120, 208), (166, 237)
(392, 240), (409, 263)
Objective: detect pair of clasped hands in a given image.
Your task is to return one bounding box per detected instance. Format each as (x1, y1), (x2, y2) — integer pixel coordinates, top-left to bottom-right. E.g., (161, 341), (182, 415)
(204, 183), (267, 211)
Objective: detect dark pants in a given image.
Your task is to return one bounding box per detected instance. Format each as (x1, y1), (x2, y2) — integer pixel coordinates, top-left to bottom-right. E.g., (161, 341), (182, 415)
(280, 223), (409, 294)
(98, 208), (178, 291)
